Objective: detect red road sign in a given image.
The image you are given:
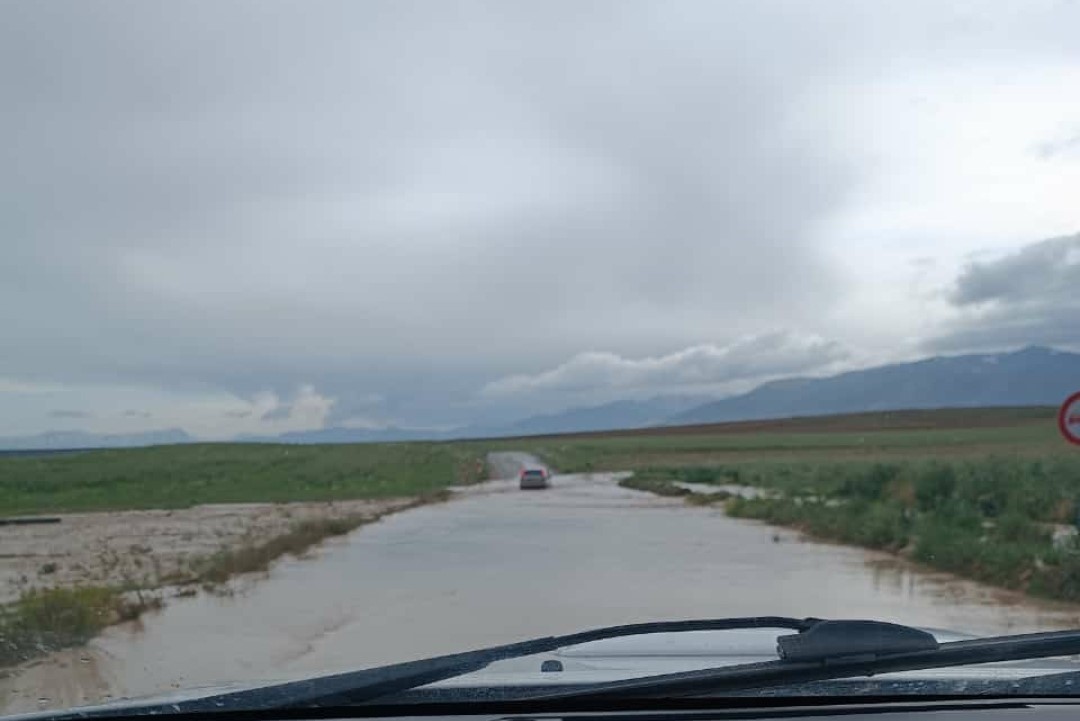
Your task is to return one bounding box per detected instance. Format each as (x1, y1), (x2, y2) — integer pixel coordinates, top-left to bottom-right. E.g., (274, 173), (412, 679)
(1059, 391), (1080, 446)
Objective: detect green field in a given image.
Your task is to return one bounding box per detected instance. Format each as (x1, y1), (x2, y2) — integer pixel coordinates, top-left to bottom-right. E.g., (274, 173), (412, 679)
(0, 443), (485, 516)
(494, 406), (1069, 472)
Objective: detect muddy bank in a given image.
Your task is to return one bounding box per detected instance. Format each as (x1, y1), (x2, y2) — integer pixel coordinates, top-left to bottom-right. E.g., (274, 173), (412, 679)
(0, 499), (416, 604)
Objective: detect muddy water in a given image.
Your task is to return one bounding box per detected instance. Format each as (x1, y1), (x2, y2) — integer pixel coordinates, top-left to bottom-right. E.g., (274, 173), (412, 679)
(6, 468), (1080, 715)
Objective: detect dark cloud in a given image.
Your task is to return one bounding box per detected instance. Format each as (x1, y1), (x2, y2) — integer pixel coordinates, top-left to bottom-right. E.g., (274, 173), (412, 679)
(123, 410), (153, 419)
(951, 233), (1080, 306)
(1035, 131), (1080, 159)
(930, 233), (1080, 351)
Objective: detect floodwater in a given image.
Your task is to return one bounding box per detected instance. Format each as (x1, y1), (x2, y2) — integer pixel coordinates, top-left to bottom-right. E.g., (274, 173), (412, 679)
(5, 455), (1080, 715)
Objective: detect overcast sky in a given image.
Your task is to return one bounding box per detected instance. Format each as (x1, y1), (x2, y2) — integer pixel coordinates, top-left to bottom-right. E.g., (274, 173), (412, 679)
(3, 0), (1080, 438)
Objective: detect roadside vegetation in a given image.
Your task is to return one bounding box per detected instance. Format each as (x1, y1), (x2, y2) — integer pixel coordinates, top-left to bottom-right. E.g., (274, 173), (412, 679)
(187, 492), (449, 586)
(617, 468), (731, 505)
(618, 473), (694, 497)
(0, 586), (162, 667)
(719, 456), (1080, 601)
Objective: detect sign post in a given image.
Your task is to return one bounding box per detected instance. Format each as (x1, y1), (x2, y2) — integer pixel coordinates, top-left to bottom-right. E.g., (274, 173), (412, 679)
(1059, 391), (1080, 446)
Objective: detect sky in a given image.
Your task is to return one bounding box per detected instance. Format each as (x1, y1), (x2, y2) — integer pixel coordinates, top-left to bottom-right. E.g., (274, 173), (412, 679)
(3, 0), (1080, 439)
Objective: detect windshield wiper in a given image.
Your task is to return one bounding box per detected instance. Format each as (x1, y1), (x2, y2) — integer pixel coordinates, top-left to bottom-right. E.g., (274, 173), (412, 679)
(528, 621), (1080, 701)
(60, 616), (814, 717)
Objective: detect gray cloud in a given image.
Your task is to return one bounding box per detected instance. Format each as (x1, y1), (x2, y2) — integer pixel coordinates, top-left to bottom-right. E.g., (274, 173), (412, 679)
(260, 406), (293, 422)
(952, 233), (1080, 306)
(4, 1), (1080, 431)
(123, 410), (153, 419)
(255, 386), (335, 427)
(930, 233), (1080, 351)
(1035, 131), (1080, 159)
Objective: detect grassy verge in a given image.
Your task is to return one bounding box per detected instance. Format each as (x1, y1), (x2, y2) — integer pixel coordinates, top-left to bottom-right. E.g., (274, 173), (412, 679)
(618, 474), (693, 497)
(617, 468), (733, 505)
(188, 491), (450, 586)
(0, 586), (162, 667)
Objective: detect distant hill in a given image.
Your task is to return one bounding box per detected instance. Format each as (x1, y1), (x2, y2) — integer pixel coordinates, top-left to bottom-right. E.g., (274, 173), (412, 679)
(670, 346), (1080, 425)
(485, 395), (712, 437)
(0, 428), (193, 451)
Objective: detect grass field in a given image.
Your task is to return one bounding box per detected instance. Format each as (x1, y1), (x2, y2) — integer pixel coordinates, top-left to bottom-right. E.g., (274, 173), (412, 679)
(493, 406), (1068, 472)
(0, 443), (485, 516)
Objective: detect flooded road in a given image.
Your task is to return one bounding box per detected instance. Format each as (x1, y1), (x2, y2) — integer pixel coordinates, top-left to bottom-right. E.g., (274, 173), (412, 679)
(5, 457), (1080, 714)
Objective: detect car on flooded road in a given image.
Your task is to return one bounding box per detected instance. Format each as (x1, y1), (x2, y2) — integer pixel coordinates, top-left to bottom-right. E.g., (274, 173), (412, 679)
(519, 467), (550, 490)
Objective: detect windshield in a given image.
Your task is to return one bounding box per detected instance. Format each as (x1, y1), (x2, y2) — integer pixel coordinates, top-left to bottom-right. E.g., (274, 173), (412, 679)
(3, 0), (1080, 716)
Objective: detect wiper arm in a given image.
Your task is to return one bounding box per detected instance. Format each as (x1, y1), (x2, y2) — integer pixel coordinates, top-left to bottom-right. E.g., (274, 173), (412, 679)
(60, 616), (814, 717)
(529, 622), (1080, 701)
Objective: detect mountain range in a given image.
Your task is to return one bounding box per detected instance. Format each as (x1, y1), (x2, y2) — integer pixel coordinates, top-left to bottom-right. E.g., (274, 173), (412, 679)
(669, 345), (1079, 425)
(2, 346), (1077, 450)
(458, 395), (712, 438)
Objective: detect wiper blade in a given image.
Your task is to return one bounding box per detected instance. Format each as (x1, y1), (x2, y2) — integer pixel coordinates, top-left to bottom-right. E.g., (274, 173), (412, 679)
(529, 624), (1080, 702)
(57, 616), (814, 717)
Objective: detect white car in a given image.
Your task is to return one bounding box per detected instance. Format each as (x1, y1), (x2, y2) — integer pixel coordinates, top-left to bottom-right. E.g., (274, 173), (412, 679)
(519, 467), (550, 490)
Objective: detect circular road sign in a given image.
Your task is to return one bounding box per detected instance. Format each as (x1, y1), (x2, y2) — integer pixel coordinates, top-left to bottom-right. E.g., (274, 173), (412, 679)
(1059, 391), (1080, 446)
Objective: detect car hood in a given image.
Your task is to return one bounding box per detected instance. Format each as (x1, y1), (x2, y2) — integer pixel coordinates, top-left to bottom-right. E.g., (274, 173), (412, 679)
(434, 626), (1080, 688)
(12, 626), (1080, 720)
